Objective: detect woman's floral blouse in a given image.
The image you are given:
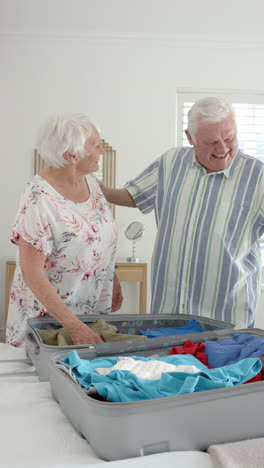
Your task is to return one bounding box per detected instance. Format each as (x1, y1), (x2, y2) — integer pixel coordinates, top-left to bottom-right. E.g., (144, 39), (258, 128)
(6, 174), (117, 347)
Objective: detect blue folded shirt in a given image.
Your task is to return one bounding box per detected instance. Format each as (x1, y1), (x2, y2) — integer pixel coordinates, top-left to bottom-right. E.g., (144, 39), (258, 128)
(205, 333), (264, 367)
(139, 319), (204, 338)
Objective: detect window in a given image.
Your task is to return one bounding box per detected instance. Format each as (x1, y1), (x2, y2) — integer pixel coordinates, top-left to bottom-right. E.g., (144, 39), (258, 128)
(176, 89), (264, 260)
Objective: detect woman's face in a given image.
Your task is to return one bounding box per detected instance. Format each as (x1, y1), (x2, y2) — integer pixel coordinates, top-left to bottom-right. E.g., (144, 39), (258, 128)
(78, 130), (104, 174)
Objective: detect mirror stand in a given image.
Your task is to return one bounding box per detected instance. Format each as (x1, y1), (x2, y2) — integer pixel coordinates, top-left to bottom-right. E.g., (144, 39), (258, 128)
(125, 221), (144, 263)
(127, 239), (141, 263)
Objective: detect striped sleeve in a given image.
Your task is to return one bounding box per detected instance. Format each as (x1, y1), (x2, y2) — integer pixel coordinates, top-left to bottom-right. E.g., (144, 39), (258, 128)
(124, 157), (161, 214)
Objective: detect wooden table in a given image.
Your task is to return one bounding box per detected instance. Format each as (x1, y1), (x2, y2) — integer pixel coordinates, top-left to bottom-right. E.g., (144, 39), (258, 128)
(115, 262), (147, 314)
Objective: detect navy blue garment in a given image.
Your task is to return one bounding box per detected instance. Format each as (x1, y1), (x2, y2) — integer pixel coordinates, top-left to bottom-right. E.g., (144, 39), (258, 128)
(205, 333), (264, 367)
(139, 319), (204, 338)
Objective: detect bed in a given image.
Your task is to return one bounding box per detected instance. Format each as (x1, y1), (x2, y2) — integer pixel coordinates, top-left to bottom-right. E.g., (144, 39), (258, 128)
(0, 342), (214, 467)
(2, 342), (263, 468)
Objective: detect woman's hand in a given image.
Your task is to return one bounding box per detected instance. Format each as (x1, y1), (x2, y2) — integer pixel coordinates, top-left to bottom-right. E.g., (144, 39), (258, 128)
(18, 238), (103, 345)
(112, 272), (123, 312)
(67, 320), (103, 344)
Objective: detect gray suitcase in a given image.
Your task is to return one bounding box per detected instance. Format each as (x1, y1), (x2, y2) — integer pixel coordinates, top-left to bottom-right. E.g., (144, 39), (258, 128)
(49, 328), (264, 461)
(26, 313), (234, 381)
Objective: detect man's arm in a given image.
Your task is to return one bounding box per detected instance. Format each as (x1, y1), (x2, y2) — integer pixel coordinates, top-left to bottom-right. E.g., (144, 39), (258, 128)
(102, 187), (136, 207)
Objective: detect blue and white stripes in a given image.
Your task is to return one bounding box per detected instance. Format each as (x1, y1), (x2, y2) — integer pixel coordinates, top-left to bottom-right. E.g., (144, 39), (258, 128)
(125, 147), (264, 327)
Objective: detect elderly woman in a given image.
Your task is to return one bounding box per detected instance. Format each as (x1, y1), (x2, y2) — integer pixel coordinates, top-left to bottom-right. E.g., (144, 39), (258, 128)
(6, 114), (122, 347)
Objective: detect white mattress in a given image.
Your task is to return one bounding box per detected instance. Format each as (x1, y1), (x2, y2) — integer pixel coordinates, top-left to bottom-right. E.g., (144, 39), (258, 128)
(0, 343), (214, 467)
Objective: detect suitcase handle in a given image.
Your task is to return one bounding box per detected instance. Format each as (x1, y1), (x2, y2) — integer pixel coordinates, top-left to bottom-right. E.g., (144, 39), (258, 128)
(26, 331), (40, 355)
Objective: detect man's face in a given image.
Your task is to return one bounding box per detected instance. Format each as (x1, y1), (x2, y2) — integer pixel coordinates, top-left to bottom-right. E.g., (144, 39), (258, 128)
(185, 114), (238, 173)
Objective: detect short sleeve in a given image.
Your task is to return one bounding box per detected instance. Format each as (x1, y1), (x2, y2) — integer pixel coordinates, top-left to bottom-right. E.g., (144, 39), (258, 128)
(124, 157), (161, 214)
(11, 181), (53, 256)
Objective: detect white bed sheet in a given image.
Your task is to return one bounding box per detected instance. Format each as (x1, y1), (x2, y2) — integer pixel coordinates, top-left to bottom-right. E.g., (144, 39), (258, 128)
(0, 343), (214, 467)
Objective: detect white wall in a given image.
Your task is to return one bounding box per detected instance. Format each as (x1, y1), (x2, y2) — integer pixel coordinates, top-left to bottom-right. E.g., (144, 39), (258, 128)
(1, 0), (264, 334)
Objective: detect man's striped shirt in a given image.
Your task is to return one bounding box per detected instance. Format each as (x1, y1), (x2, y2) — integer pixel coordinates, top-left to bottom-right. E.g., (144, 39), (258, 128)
(125, 147), (264, 327)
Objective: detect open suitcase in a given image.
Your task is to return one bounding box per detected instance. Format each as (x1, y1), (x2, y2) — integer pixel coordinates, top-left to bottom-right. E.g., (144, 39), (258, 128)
(49, 327), (264, 461)
(26, 313), (234, 381)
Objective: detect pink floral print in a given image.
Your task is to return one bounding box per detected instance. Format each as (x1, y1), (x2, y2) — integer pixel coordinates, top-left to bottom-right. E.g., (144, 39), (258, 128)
(6, 174), (117, 347)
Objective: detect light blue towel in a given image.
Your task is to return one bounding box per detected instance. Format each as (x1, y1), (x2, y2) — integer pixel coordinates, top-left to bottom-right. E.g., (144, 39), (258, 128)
(139, 319), (204, 337)
(64, 350), (261, 402)
(205, 333), (264, 367)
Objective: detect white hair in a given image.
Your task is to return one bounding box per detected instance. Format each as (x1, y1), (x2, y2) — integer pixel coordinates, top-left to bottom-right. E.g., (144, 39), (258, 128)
(36, 113), (100, 168)
(187, 97), (236, 139)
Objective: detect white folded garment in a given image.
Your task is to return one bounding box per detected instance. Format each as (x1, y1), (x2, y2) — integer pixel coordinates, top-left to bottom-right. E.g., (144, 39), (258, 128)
(208, 437), (264, 468)
(96, 356), (201, 380)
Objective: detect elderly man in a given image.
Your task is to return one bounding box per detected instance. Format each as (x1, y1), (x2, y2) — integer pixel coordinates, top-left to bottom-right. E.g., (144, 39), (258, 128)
(103, 97), (264, 328)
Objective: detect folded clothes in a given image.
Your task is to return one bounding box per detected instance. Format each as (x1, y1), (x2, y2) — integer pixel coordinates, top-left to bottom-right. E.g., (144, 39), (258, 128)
(63, 350), (261, 402)
(168, 339), (262, 383)
(37, 318), (206, 344)
(205, 333), (264, 367)
(139, 319), (204, 338)
(37, 327), (73, 346)
(90, 319), (146, 342)
(96, 357), (202, 380)
(37, 319), (146, 346)
(168, 340), (210, 367)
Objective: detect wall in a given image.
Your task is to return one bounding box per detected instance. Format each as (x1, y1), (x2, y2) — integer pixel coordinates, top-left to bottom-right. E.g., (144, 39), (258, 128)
(1, 0), (264, 335)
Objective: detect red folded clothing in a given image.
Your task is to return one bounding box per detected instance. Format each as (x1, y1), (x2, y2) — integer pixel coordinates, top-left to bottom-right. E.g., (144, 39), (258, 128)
(169, 340), (211, 367)
(168, 339), (262, 384)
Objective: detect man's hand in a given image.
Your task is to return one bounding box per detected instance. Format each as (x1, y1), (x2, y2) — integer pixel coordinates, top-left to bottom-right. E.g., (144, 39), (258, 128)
(112, 272), (123, 312)
(97, 177), (136, 207)
(97, 178), (105, 192)
(67, 320), (103, 344)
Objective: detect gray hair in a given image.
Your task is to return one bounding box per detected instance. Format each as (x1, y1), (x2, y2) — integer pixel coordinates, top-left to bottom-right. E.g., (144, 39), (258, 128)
(187, 97), (236, 138)
(36, 113), (100, 168)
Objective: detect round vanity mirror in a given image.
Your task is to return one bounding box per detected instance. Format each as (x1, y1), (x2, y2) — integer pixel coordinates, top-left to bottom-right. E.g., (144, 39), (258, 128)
(124, 221), (144, 263)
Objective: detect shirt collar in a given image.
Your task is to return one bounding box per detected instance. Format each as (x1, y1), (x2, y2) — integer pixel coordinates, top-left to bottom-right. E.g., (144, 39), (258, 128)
(191, 148), (240, 179)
